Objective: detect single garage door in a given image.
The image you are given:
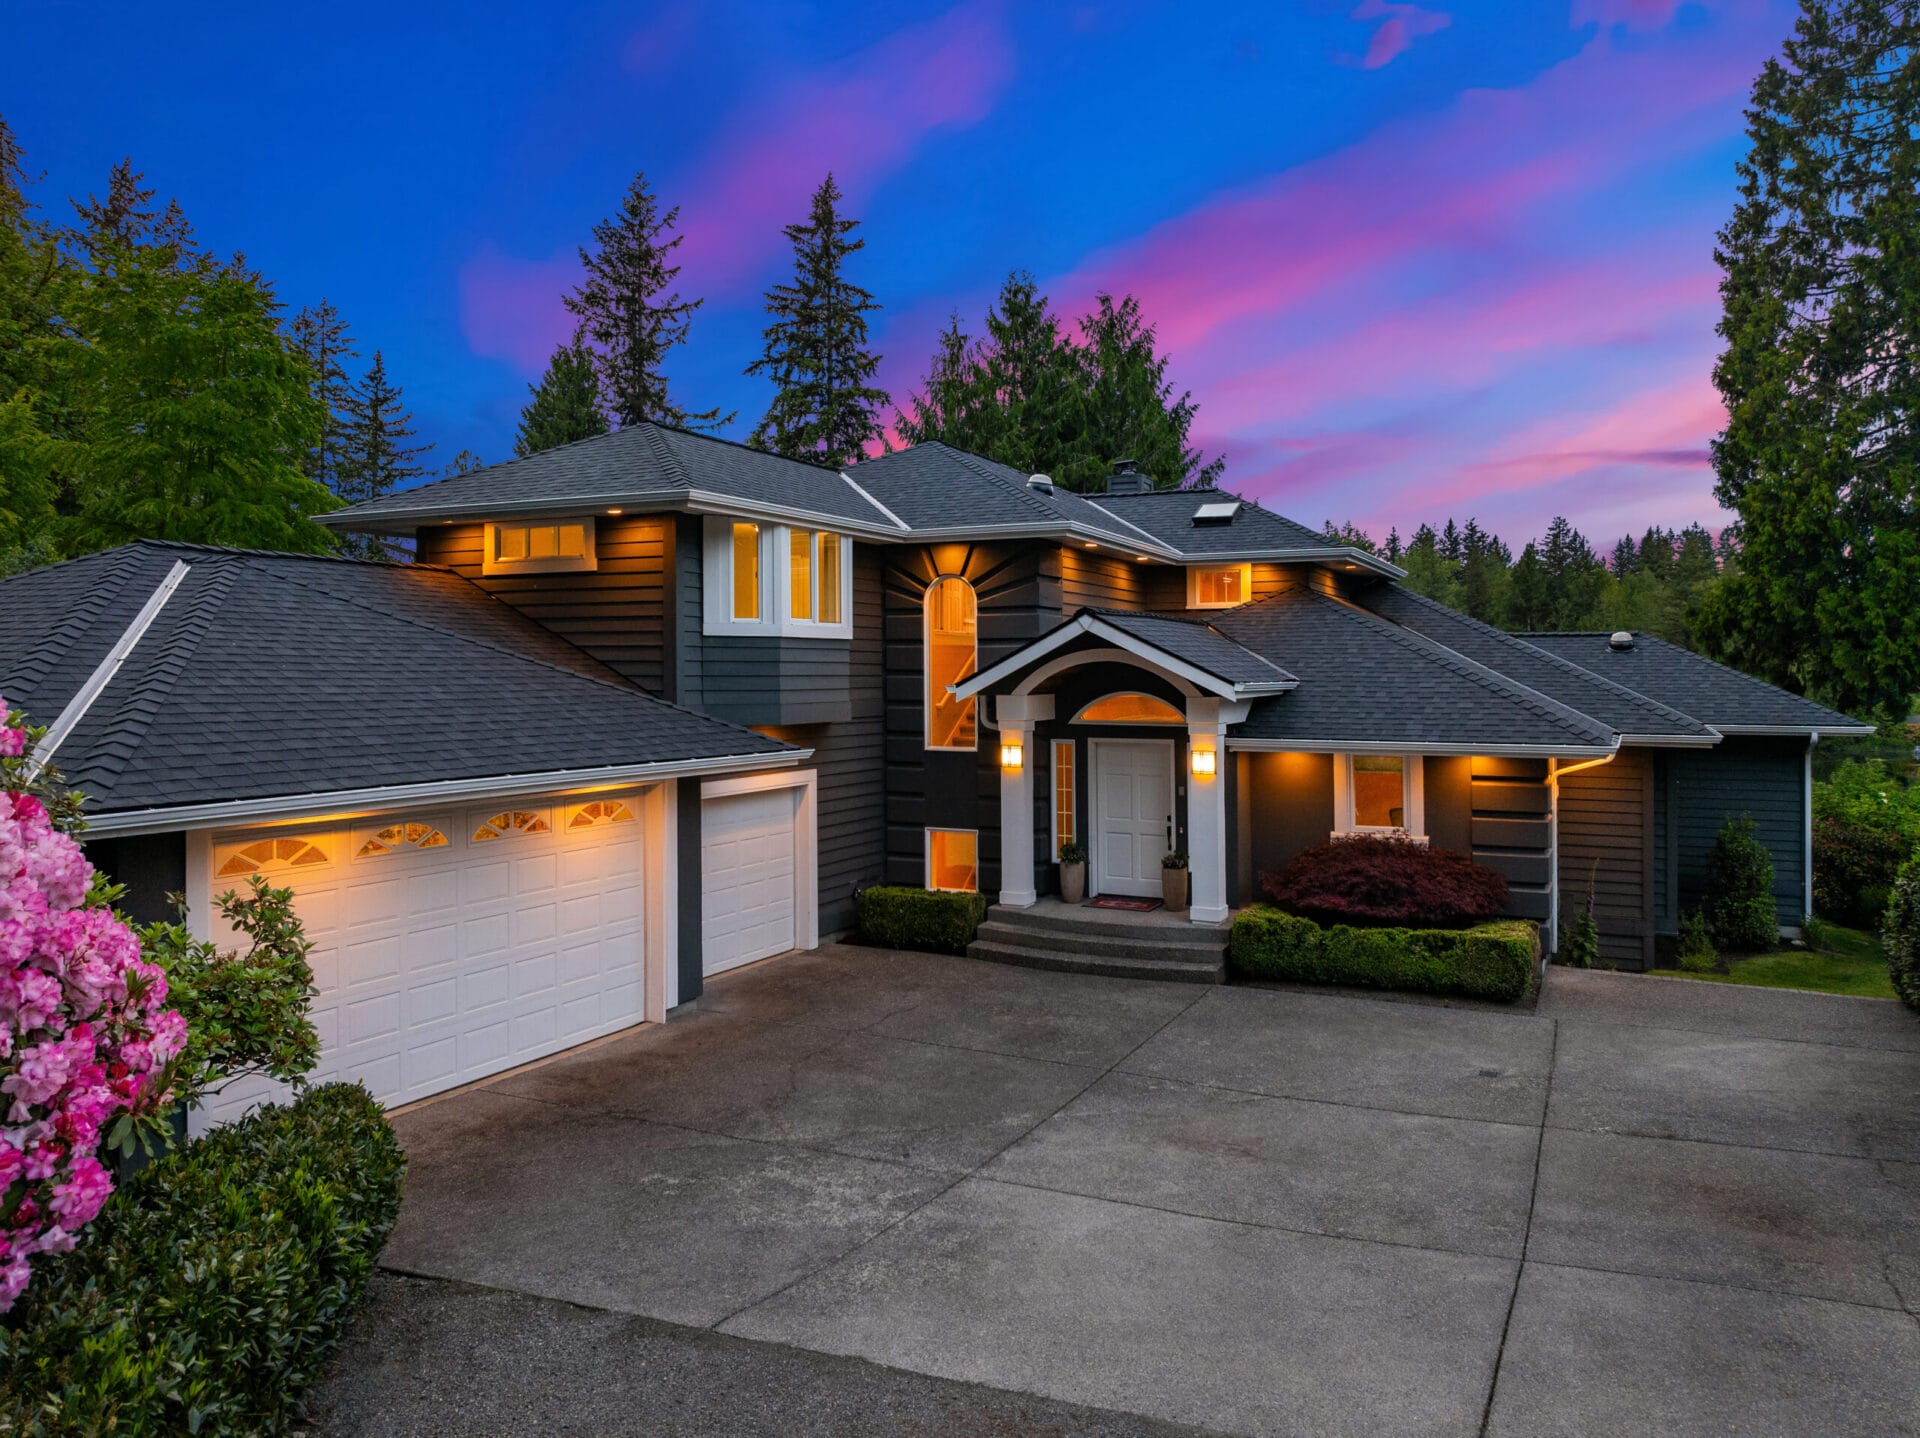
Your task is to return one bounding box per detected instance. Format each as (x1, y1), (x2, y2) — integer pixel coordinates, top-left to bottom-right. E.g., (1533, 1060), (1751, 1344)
(203, 791), (649, 1120)
(702, 786), (798, 975)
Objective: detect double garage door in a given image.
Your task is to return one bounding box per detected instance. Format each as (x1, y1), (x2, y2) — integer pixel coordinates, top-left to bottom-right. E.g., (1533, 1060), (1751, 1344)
(204, 790), (650, 1120)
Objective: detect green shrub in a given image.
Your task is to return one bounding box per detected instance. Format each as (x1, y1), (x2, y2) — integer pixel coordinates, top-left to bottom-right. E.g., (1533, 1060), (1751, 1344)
(855, 885), (989, 955)
(1811, 816), (1909, 926)
(0, 1084), (406, 1437)
(1676, 910), (1721, 973)
(1884, 858), (1920, 1013)
(1558, 870), (1599, 970)
(1814, 757), (1920, 847)
(1706, 814), (1778, 953)
(1228, 905), (1538, 1002)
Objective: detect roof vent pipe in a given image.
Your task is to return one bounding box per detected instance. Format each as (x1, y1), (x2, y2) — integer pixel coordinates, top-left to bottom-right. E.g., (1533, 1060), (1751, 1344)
(1609, 631), (1635, 651)
(1028, 473), (1054, 494)
(1104, 459), (1153, 496)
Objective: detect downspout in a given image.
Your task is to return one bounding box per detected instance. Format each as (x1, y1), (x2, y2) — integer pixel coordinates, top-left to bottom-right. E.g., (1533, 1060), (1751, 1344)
(1804, 733), (1818, 934)
(1545, 751), (1620, 956)
(25, 561), (191, 781)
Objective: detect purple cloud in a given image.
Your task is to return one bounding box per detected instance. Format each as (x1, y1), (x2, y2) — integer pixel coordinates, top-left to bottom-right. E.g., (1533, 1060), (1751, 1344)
(1351, 1), (1452, 69)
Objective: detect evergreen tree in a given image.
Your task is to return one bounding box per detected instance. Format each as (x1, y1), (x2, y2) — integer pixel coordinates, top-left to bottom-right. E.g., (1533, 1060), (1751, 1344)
(1610, 535), (1638, 576)
(1384, 526), (1403, 563)
(338, 350), (428, 557)
(443, 449), (485, 476)
(894, 315), (983, 451)
(515, 337), (607, 457)
(564, 172), (729, 432)
(69, 157), (194, 259)
(746, 173), (888, 467)
(1071, 292), (1224, 490)
(1700, 0), (1920, 713)
(1508, 542), (1551, 631)
(1322, 520), (1377, 553)
(286, 299), (358, 497)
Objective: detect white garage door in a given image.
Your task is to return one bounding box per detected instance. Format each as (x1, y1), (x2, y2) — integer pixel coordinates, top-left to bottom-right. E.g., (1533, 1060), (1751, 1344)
(702, 787), (798, 975)
(203, 791), (649, 1119)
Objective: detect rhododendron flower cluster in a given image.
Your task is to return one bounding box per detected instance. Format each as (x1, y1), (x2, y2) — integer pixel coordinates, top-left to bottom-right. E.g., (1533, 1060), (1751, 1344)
(1, 695), (183, 1312)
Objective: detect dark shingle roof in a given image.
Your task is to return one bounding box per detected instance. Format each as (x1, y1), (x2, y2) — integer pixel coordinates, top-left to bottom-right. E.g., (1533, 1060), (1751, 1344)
(321, 422), (889, 531)
(847, 444), (1171, 551)
(1522, 633), (1872, 733)
(1084, 609), (1297, 689)
(1088, 488), (1358, 559)
(1211, 590), (1619, 752)
(1358, 584), (1717, 741)
(0, 542), (791, 818)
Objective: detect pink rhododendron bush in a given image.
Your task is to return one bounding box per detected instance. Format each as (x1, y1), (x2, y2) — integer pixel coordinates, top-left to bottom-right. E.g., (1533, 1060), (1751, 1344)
(0, 696), (183, 1312)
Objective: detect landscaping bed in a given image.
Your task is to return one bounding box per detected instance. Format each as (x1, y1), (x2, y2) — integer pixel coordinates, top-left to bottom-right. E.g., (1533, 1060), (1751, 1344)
(1229, 905), (1540, 1003)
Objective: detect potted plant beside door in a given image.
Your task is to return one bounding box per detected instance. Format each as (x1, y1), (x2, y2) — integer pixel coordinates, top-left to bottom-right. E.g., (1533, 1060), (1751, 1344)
(1058, 841), (1088, 904)
(1162, 849), (1190, 913)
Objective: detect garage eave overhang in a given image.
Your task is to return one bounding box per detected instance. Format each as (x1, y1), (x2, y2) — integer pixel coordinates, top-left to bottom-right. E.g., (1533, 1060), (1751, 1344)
(951, 612), (1297, 704)
(79, 749), (809, 839)
(1226, 737), (1621, 759)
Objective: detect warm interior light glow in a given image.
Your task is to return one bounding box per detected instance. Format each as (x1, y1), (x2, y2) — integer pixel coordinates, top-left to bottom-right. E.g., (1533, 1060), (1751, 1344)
(1135, 554), (1149, 562)
(1000, 741), (1023, 770)
(607, 507), (623, 514)
(1190, 748), (1217, 777)
(1084, 541), (1098, 548)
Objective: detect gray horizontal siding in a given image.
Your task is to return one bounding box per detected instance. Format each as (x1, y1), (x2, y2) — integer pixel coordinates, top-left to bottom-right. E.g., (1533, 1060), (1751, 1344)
(1662, 736), (1809, 929)
(1557, 750), (1655, 967)
(1471, 756), (1554, 924)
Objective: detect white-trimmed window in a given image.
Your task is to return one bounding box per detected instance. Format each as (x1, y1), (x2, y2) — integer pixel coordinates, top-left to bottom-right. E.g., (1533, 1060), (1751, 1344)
(703, 516), (852, 637)
(1332, 753), (1426, 839)
(927, 828), (979, 892)
(483, 519), (597, 575)
(1052, 740), (1076, 858)
(1071, 693), (1185, 725)
(925, 575), (977, 750)
(1186, 562), (1251, 608)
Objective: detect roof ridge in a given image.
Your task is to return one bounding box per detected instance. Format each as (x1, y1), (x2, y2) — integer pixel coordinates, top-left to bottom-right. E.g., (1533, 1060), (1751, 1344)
(1260, 589), (1619, 746)
(943, 446), (1065, 522)
(1382, 585), (1710, 733)
(637, 421), (692, 490)
(1558, 629), (1863, 726)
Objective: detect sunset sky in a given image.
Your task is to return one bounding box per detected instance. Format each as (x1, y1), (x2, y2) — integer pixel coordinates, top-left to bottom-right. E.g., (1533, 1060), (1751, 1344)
(5, 1), (1797, 547)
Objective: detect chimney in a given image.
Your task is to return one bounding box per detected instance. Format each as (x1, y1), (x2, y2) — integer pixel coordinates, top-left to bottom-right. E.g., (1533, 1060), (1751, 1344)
(1104, 458), (1152, 496)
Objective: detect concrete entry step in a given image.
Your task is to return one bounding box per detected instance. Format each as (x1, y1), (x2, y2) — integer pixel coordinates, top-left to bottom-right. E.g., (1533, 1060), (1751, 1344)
(973, 919), (1226, 965)
(983, 901), (1231, 946)
(964, 939), (1225, 985)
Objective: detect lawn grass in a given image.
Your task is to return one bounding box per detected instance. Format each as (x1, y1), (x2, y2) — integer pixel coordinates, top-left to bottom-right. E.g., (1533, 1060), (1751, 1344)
(1651, 924), (1896, 999)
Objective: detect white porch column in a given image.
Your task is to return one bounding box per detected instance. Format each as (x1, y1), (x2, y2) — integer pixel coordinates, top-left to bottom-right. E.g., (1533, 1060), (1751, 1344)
(1185, 698), (1249, 925)
(993, 694), (1054, 908)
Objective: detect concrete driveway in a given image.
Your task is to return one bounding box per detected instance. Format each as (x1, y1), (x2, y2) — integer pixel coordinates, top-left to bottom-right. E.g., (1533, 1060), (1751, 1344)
(312, 945), (1920, 1438)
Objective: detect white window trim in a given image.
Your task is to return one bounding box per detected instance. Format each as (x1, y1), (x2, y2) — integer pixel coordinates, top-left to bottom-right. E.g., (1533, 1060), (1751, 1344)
(1186, 561), (1253, 609)
(925, 826), (981, 893)
(1331, 753), (1426, 841)
(1051, 739), (1076, 858)
(701, 516), (851, 638)
(482, 518), (598, 576)
(923, 574), (979, 752)
(700, 767), (819, 956)
(1068, 691), (1187, 726)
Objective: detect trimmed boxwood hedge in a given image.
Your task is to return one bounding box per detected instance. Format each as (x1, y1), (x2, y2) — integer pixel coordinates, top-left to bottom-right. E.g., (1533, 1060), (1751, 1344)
(0, 1083), (406, 1437)
(855, 885), (989, 955)
(1229, 904), (1540, 1002)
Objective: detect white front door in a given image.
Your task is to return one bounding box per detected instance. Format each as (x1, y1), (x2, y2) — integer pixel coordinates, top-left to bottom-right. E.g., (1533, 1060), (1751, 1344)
(1093, 740), (1174, 898)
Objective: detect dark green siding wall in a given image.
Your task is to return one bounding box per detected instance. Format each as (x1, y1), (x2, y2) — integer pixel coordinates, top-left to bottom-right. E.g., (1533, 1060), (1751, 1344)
(82, 832), (185, 926)
(1656, 736), (1809, 931)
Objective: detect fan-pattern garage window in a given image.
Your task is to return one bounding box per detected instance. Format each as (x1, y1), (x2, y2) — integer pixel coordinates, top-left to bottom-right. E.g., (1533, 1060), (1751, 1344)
(569, 799), (635, 829)
(471, 809), (552, 843)
(356, 822), (449, 858)
(218, 837), (329, 876)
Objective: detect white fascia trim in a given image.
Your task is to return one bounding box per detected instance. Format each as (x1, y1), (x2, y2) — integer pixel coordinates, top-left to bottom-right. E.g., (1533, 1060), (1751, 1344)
(81, 750), (808, 839)
(901, 519), (1184, 558)
(1228, 738), (1620, 758)
(27, 560), (191, 779)
(837, 472), (911, 531)
(1182, 545), (1405, 578)
(1711, 723), (1878, 738)
(325, 488), (906, 543)
(680, 489), (903, 542)
(952, 614), (1294, 702)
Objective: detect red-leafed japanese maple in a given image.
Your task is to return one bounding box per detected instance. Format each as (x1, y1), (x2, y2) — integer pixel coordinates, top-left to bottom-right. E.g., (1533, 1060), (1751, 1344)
(1260, 836), (1509, 929)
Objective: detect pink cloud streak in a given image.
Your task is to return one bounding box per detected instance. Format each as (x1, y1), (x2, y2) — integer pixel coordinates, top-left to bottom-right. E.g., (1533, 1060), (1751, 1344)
(1352, 1), (1452, 69)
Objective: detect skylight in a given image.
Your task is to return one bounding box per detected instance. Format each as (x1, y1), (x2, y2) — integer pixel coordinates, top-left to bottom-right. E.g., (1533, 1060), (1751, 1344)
(1192, 500), (1241, 525)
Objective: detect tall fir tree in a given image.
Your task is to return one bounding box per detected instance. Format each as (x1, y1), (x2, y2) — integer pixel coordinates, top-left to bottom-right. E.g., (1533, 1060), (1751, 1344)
(286, 299), (358, 497)
(339, 350), (428, 558)
(1700, 0), (1920, 713)
(565, 172), (729, 432)
(746, 174), (888, 467)
(1072, 293), (1224, 490)
(515, 337), (607, 457)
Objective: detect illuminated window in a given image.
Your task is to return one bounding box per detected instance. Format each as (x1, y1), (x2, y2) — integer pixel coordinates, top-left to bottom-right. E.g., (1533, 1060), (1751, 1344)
(1187, 563), (1251, 608)
(789, 528), (813, 619)
(925, 576), (977, 750)
(1052, 741), (1076, 856)
(357, 821), (449, 858)
(1073, 693), (1185, 725)
(1351, 755), (1405, 829)
(217, 836), (329, 876)
(471, 809), (552, 843)
(732, 523), (761, 620)
(483, 519), (596, 575)
(927, 829), (978, 892)
(818, 532), (842, 624)
(569, 799), (635, 829)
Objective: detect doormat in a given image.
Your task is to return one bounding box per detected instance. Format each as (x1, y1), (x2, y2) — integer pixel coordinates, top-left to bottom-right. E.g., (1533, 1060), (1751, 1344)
(1088, 896), (1162, 912)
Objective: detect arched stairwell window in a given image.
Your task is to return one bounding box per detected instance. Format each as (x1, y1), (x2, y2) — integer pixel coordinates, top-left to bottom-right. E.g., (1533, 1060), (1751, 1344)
(925, 576), (977, 750)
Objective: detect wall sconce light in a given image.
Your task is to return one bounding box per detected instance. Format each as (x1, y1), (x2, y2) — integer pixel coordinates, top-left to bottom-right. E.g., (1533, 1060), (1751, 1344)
(1000, 742), (1024, 770)
(1190, 748), (1217, 777)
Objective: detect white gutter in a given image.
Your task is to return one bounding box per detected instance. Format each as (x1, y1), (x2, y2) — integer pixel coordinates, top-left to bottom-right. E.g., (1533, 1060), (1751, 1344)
(1617, 731), (1723, 748)
(82, 748), (808, 839)
(27, 560), (191, 780)
(1711, 723), (1878, 738)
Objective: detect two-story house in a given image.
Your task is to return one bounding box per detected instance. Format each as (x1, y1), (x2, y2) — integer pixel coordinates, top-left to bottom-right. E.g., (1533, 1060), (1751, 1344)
(0, 423), (1870, 1115)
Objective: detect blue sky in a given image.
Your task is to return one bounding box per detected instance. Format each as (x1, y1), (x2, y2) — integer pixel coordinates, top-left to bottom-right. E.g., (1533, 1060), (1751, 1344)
(4, 0), (1796, 546)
